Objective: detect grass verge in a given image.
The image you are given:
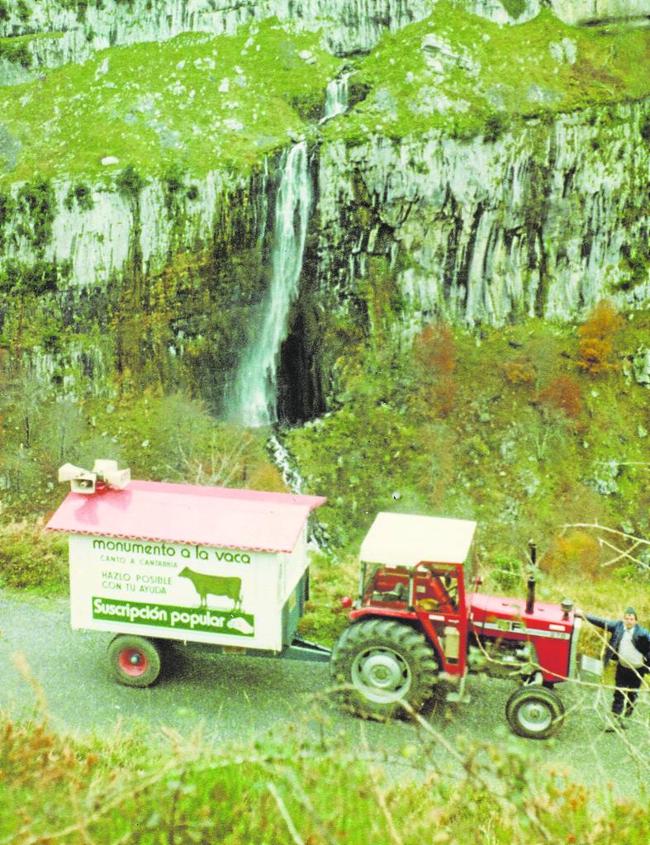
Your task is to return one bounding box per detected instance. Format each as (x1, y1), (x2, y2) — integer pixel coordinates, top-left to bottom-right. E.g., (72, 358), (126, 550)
(2, 706), (650, 844)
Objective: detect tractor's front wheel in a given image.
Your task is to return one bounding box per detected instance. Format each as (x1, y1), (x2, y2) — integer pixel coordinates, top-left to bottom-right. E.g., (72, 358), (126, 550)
(108, 635), (163, 687)
(331, 619), (439, 720)
(505, 685), (565, 739)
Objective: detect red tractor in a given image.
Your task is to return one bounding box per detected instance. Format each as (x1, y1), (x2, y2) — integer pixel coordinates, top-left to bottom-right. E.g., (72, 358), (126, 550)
(331, 513), (583, 739)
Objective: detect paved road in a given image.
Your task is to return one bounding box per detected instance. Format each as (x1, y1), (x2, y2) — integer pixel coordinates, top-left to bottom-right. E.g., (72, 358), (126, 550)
(1, 589), (648, 796)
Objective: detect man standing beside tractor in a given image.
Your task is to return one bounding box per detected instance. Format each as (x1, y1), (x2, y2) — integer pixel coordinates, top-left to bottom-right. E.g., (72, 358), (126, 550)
(576, 607), (650, 731)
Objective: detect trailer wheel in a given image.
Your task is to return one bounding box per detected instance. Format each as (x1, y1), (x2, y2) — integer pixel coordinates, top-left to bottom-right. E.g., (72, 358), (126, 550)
(331, 619), (439, 720)
(108, 635), (162, 687)
(505, 685), (565, 739)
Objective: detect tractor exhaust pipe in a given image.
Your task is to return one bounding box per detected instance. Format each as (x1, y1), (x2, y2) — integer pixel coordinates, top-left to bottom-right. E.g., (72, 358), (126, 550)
(525, 541), (537, 614)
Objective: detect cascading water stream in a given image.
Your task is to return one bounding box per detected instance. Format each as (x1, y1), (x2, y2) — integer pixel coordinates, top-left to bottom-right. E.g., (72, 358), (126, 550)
(267, 430), (329, 548)
(228, 78), (349, 428)
(268, 433), (304, 493)
(320, 72), (350, 123)
(229, 141), (312, 427)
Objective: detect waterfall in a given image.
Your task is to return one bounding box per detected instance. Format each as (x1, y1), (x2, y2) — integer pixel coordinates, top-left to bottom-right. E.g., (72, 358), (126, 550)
(268, 433), (304, 493)
(229, 142), (312, 427)
(267, 430), (329, 548)
(320, 73), (350, 123)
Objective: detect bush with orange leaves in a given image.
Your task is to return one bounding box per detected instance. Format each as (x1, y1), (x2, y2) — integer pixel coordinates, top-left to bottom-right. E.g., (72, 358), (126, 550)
(502, 357), (536, 386)
(412, 323), (457, 417)
(537, 375), (582, 420)
(577, 300), (623, 375)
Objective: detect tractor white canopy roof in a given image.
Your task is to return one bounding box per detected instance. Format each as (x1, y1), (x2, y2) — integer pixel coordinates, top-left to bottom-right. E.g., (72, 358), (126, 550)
(360, 513), (477, 568)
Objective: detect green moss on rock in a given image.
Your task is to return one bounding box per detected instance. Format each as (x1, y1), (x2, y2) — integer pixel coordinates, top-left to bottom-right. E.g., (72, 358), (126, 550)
(0, 21), (339, 187)
(325, 1), (650, 144)
(15, 178), (56, 254)
(0, 38), (31, 68)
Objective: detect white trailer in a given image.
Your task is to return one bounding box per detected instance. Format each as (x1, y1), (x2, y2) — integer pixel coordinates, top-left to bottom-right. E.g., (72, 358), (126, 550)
(47, 469), (327, 686)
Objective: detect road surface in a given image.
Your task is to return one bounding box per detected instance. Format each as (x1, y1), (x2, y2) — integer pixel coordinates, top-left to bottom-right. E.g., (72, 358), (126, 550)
(1, 589), (648, 796)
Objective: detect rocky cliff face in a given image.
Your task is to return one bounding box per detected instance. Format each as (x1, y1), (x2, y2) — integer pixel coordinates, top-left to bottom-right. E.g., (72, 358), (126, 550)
(1, 2), (649, 419)
(316, 101), (650, 331)
(557, 0), (650, 24)
(0, 0), (433, 76)
(0, 162), (274, 409)
(1, 168), (247, 288)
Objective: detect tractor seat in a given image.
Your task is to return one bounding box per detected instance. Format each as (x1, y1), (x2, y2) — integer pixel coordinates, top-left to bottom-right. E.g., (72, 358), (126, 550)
(372, 582), (408, 602)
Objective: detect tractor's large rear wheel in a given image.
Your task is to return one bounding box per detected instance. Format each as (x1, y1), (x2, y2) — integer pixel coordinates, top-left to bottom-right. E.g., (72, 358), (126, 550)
(331, 619), (439, 720)
(505, 685), (565, 739)
(108, 634), (162, 687)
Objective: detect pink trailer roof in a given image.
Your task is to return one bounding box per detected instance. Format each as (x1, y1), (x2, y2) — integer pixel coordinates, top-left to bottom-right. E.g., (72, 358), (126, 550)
(46, 480), (326, 553)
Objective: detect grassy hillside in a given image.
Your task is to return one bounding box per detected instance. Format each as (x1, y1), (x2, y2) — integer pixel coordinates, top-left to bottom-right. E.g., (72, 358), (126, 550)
(286, 302), (650, 642)
(288, 304), (650, 552)
(0, 20), (339, 185)
(326, 0), (650, 143)
(3, 4), (650, 188)
(2, 305), (649, 647)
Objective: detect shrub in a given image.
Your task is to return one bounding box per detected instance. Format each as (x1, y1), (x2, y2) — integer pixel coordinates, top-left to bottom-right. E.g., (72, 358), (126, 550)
(116, 164), (145, 202)
(16, 179), (56, 253)
(64, 182), (94, 212)
(489, 552), (523, 590)
(0, 41), (31, 69)
(577, 337), (615, 375)
(483, 111), (509, 142)
(245, 462), (286, 492)
(0, 381), (280, 525)
(537, 375), (582, 419)
(164, 165), (184, 195)
(503, 357), (536, 386)
(502, 0), (527, 19)
(3, 711), (650, 845)
(580, 299), (623, 339)
(0, 192), (13, 254)
(163, 163), (186, 214)
(16, 0), (31, 24)
(577, 300), (623, 375)
(640, 114), (650, 144)
(0, 522), (68, 591)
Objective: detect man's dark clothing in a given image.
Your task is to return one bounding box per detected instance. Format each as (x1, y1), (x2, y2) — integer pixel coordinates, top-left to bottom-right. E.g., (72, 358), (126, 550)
(585, 613), (650, 717)
(612, 664), (642, 717)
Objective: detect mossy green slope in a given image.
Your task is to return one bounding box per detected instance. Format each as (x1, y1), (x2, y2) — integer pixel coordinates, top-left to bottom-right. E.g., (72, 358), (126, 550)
(327, 1), (650, 142)
(4, 4), (650, 187)
(287, 310), (650, 563)
(0, 20), (339, 186)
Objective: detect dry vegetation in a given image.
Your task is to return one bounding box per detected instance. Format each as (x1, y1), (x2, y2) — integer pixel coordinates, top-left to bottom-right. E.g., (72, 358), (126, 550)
(1, 697), (650, 845)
